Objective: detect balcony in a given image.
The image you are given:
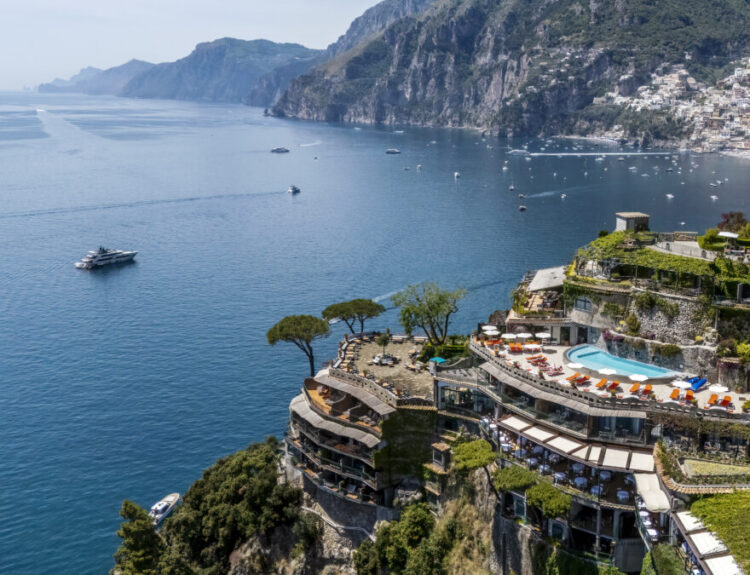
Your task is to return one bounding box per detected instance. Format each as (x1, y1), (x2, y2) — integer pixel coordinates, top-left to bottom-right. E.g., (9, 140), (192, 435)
(287, 436), (378, 489)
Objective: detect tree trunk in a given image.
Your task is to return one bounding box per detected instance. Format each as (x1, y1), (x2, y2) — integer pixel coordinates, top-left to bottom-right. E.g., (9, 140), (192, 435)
(359, 317), (365, 333)
(307, 350), (315, 377)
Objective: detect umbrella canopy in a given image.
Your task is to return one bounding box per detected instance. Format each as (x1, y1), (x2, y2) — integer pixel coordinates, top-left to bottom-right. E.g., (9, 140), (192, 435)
(535, 332), (552, 339)
(708, 384), (729, 393)
(567, 363), (584, 369)
(524, 343), (542, 351)
(430, 357), (447, 364)
(672, 380), (691, 389)
(598, 368), (617, 376)
(484, 329), (500, 336)
(481, 325), (497, 332)
(501, 333), (517, 340)
(515, 332), (533, 339)
(629, 374), (649, 382)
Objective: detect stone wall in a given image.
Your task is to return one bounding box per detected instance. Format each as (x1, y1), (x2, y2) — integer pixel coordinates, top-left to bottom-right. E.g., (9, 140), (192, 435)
(628, 290), (707, 345)
(604, 336), (717, 378)
(717, 358), (750, 392)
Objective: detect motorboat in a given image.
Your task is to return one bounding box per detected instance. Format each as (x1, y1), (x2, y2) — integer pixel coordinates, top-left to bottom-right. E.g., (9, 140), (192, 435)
(560, 194), (567, 199)
(517, 193), (525, 199)
(710, 195), (719, 201)
(666, 194), (674, 199)
(271, 147), (290, 153)
(508, 184), (515, 191)
(149, 493), (181, 526)
(74, 247), (137, 269)
(454, 171), (461, 179)
(519, 205), (527, 211)
(288, 185), (301, 194)
(385, 148), (401, 154)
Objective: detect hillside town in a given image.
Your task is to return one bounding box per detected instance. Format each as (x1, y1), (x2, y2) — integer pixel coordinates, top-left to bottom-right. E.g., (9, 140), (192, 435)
(603, 57), (750, 155)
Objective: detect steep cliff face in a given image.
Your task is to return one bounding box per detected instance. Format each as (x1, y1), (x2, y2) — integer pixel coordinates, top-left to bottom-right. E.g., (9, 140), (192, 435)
(327, 0), (437, 58)
(120, 38), (323, 104)
(274, 0), (750, 135)
(38, 60), (154, 95)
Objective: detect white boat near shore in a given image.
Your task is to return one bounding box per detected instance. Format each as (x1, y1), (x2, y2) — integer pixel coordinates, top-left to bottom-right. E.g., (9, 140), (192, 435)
(74, 247), (137, 269)
(149, 493), (181, 526)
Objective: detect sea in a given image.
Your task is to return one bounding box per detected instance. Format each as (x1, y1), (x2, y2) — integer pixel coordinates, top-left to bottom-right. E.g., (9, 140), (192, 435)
(1, 92), (749, 574)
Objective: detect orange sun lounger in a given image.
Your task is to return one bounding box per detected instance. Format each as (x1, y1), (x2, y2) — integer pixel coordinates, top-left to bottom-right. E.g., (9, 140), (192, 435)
(642, 384), (653, 396)
(685, 390), (695, 402)
(566, 372), (581, 382)
(596, 379), (608, 389)
(629, 383), (640, 394)
(669, 388), (680, 401)
(719, 395), (731, 408)
(707, 393), (718, 406)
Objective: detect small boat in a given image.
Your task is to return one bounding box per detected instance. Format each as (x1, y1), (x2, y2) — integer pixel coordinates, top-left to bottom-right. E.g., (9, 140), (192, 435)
(502, 166), (509, 171)
(509, 185), (515, 191)
(709, 183), (717, 187)
(519, 205), (527, 211)
(417, 164), (422, 170)
(560, 194), (567, 199)
(149, 493), (181, 526)
(517, 193), (525, 199)
(75, 247), (137, 269)
(666, 194), (674, 199)
(271, 147), (290, 154)
(385, 148), (401, 155)
(710, 195), (719, 201)
(454, 171), (461, 179)
(288, 185), (301, 194)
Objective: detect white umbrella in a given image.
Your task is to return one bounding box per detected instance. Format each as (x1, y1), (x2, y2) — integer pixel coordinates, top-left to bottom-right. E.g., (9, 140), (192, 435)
(567, 363), (584, 370)
(482, 325), (497, 332)
(672, 380), (691, 389)
(598, 368), (617, 376)
(708, 384), (729, 393)
(629, 374), (649, 382)
(484, 329), (500, 336)
(515, 332), (533, 339)
(535, 332), (551, 339)
(501, 333), (517, 340)
(524, 343), (542, 351)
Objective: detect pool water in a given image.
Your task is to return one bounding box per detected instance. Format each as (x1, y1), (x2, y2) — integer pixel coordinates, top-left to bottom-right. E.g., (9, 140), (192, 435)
(567, 345), (676, 378)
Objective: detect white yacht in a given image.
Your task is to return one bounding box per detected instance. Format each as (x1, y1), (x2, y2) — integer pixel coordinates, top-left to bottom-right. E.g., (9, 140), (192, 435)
(149, 493), (181, 526)
(74, 247), (137, 269)
(288, 185), (301, 194)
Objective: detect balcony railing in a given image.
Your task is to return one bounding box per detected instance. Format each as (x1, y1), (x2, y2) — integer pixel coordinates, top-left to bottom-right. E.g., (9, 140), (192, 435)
(290, 422), (375, 464)
(286, 437), (378, 489)
(302, 386), (383, 438)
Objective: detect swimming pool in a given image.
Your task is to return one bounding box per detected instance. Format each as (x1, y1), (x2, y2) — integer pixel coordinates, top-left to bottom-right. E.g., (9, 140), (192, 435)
(567, 345), (676, 379)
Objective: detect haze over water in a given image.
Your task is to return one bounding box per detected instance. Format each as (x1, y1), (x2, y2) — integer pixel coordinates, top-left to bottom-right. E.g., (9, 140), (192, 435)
(1, 92), (749, 574)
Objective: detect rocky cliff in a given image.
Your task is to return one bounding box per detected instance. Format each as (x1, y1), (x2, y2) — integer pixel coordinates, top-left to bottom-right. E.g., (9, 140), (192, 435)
(38, 60), (154, 95)
(327, 0), (437, 58)
(121, 38), (323, 104)
(274, 0), (750, 137)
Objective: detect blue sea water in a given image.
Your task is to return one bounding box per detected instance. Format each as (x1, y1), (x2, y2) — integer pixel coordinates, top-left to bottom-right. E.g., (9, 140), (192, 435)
(1, 92), (749, 573)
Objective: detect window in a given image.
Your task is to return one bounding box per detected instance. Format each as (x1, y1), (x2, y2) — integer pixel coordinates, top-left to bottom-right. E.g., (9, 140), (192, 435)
(575, 297), (592, 312)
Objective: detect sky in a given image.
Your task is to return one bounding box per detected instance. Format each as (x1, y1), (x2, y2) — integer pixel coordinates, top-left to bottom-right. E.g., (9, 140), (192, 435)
(1, 0), (379, 90)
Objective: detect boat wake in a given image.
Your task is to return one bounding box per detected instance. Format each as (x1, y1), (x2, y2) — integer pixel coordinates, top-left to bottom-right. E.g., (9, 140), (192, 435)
(299, 141), (322, 147)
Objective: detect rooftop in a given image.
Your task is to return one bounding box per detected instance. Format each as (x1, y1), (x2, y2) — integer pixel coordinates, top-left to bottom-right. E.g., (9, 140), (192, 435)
(528, 266), (567, 292)
(616, 212), (651, 219)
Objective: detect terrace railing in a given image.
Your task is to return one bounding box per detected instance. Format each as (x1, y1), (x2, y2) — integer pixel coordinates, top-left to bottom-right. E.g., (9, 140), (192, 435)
(327, 366), (433, 408)
(470, 341), (745, 422)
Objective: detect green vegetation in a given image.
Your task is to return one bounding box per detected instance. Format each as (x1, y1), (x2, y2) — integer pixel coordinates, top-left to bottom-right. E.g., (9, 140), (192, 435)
(654, 343), (682, 357)
(624, 314), (641, 336)
(641, 545), (684, 575)
(545, 547), (625, 575)
(416, 342), (469, 363)
(160, 439), (302, 574)
(267, 314), (330, 376)
(634, 292), (679, 318)
(112, 501), (164, 575)
(453, 439), (496, 474)
(322, 298), (385, 334)
(526, 482), (571, 519)
(392, 283), (466, 345)
(692, 492), (750, 573)
(376, 332), (390, 355)
(375, 409), (437, 483)
(492, 465), (537, 492)
(737, 342), (750, 363)
(602, 302), (627, 319)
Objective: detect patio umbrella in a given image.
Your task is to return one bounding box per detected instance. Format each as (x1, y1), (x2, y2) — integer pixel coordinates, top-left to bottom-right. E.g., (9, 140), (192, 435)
(672, 380), (691, 389)
(501, 333), (517, 340)
(429, 357), (447, 364)
(535, 332), (552, 339)
(629, 374), (649, 382)
(515, 332), (533, 339)
(524, 343), (542, 351)
(481, 325), (497, 332)
(567, 362), (584, 369)
(598, 368), (617, 376)
(484, 329), (500, 337)
(708, 384), (729, 393)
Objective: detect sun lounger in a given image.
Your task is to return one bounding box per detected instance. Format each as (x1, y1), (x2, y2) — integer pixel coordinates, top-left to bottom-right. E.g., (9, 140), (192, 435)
(576, 375), (590, 385)
(629, 383), (640, 394)
(691, 378), (707, 392)
(607, 381), (619, 391)
(596, 379), (608, 389)
(719, 395), (731, 408)
(685, 390), (695, 402)
(669, 388), (680, 401)
(687, 376), (699, 384)
(642, 384), (653, 396)
(707, 393), (718, 406)
(566, 373), (581, 382)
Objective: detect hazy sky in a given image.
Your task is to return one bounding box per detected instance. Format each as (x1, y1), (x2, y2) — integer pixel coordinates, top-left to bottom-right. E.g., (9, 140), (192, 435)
(1, 0), (379, 89)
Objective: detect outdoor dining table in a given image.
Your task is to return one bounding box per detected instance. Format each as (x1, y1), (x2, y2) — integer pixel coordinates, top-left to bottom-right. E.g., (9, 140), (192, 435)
(616, 490), (630, 502)
(553, 472), (566, 483)
(539, 464), (551, 474)
(573, 476), (588, 489)
(549, 453), (561, 464)
(625, 474), (636, 486)
(514, 449), (527, 458)
(590, 485), (604, 497)
(501, 443), (513, 452)
(639, 510), (650, 519)
(572, 462), (585, 474)
(599, 470), (612, 482)
(532, 445), (544, 455)
(528, 458), (539, 468)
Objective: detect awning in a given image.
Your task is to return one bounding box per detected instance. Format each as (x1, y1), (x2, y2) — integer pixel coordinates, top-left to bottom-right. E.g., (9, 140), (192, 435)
(502, 415), (532, 432)
(290, 394), (381, 448)
(315, 371), (396, 415)
(547, 436), (583, 454)
(688, 532), (728, 557)
(629, 452), (655, 472)
(528, 266), (567, 292)
(523, 426), (555, 443)
(634, 473), (670, 512)
(675, 510), (704, 533)
(705, 555), (742, 575)
(602, 448), (629, 470)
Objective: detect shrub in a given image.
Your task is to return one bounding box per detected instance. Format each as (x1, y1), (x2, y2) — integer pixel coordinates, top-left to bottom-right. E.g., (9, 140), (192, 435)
(718, 338), (738, 357)
(526, 482), (571, 519)
(492, 465), (537, 492)
(738, 342), (750, 363)
(624, 314), (641, 336)
(657, 344), (682, 357)
(649, 545), (684, 575)
(598, 230), (609, 238)
(602, 302), (626, 318)
(743, 400), (750, 411)
(453, 439), (496, 473)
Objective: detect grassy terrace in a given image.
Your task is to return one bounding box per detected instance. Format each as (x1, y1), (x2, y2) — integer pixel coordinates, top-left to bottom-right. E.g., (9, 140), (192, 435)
(691, 492), (750, 573)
